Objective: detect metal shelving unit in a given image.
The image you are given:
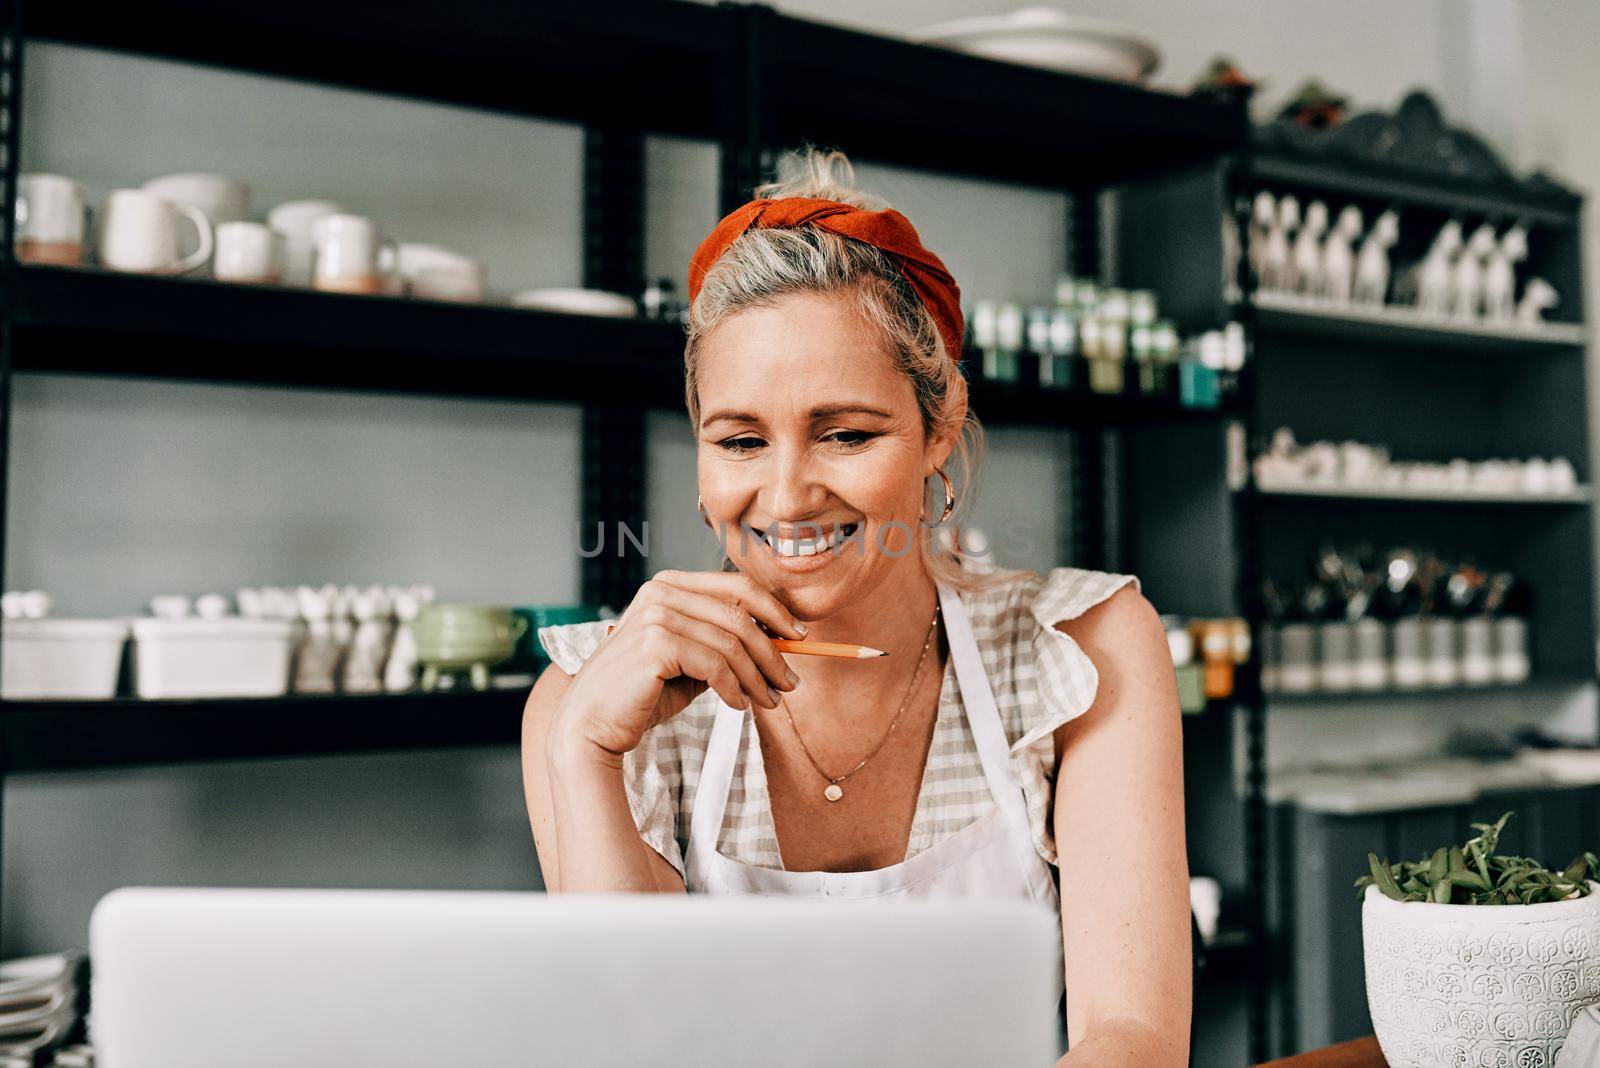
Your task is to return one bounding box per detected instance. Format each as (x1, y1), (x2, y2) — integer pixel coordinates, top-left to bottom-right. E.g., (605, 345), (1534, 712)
(0, 3), (1254, 1044)
(1120, 90), (1596, 1060)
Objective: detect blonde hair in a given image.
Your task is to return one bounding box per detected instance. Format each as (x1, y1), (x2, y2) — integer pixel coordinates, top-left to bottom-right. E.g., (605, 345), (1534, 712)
(685, 148), (990, 590)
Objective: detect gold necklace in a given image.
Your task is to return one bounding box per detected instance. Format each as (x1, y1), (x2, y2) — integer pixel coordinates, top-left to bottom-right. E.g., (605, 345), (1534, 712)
(780, 600), (941, 803)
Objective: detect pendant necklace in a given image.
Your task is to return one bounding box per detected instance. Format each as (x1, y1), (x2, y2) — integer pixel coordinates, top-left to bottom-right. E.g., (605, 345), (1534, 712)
(780, 600), (941, 803)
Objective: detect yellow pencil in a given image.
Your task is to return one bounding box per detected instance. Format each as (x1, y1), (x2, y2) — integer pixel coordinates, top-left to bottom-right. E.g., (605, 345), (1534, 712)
(605, 625), (886, 659)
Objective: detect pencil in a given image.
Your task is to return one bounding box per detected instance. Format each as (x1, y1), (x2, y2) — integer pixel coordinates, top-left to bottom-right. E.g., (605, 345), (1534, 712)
(604, 624), (886, 659)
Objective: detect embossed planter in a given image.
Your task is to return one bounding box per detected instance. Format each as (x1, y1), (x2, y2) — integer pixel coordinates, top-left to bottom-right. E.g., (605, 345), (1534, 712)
(1363, 882), (1600, 1068)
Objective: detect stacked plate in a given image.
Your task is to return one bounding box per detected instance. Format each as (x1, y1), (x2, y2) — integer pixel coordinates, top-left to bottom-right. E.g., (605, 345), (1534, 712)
(0, 951), (85, 1059)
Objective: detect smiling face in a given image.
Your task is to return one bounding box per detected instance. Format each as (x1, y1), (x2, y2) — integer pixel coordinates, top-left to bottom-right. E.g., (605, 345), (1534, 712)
(694, 290), (953, 621)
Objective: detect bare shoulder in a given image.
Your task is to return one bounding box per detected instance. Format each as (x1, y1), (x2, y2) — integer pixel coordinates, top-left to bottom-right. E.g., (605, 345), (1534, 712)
(1050, 584), (1176, 761)
(1052, 582), (1165, 654)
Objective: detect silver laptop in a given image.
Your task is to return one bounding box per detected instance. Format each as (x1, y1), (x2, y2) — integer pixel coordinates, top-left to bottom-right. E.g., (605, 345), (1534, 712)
(90, 887), (1061, 1067)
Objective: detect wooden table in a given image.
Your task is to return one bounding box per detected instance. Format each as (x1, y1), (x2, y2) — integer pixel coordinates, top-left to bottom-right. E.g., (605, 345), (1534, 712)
(1256, 1036), (1385, 1067)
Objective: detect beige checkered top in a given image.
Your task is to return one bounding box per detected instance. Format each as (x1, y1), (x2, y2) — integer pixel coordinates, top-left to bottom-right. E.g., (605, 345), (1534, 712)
(540, 566), (1138, 878)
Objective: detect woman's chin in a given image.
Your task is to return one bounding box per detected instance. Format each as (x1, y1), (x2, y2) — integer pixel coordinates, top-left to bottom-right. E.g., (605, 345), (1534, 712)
(734, 542), (880, 617)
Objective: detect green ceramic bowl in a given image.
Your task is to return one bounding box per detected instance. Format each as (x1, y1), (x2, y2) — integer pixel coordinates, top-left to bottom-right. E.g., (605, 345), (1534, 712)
(413, 605), (527, 670)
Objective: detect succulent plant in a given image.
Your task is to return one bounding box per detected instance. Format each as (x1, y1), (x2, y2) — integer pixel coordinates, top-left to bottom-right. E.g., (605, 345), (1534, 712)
(1355, 812), (1598, 905)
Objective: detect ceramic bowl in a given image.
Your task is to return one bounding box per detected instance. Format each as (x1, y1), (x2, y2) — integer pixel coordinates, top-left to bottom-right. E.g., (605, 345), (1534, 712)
(910, 8), (1160, 83)
(413, 605), (526, 670)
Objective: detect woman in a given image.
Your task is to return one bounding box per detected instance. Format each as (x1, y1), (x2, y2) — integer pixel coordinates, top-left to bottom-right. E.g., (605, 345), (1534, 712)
(522, 150), (1190, 1066)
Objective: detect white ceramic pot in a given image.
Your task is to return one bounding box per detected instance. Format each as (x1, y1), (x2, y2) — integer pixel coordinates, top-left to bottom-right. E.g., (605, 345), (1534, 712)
(1363, 882), (1600, 1067)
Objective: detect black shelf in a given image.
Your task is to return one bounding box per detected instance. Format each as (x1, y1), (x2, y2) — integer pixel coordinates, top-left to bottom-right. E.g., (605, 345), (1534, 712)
(1248, 152), (1581, 228)
(12, 266), (687, 406)
(755, 11), (1247, 189)
(964, 376), (1235, 429)
(25, 0), (730, 140)
(1252, 294), (1587, 355)
(0, 690), (529, 773)
(1250, 484), (1592, 507)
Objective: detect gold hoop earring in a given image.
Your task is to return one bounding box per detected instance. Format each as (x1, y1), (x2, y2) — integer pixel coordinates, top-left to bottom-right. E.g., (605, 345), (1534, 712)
(697, 493), (712, 529)
(922, 468), (955, 527)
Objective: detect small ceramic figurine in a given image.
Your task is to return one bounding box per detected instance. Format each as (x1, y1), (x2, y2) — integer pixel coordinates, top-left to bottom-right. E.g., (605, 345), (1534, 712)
(1290, 200), (1329, 294)
(1517, 277), (1559, 325)
(1319, 204), (1363, 303)
(1415, 220), (1463, 316)
(1482, 224), (1527, 322)
(383, 587), (425, 692)
(340, 588), (388, 693)
(1450, 223), (1498, 321)
(1248, 191), (1276, 286)
(1262, 194), (1298, 292)
(1352, 210), (1399, 306)
(293, 585), (340, 694)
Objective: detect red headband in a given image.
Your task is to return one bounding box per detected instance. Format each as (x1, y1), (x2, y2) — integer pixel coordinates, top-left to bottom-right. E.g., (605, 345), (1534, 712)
(687, 197), (964, 363)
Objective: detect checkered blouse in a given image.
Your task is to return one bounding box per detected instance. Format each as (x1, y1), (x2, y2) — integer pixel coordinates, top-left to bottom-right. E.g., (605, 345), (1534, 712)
(539, 566), (1138, 879)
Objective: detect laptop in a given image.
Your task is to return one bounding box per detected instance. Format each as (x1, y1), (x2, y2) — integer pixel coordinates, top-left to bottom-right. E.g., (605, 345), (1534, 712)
(89, 887), (1062, 1067)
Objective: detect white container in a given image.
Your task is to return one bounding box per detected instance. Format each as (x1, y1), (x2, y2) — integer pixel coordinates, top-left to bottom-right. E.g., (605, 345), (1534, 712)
(130, 618), (293, 699)
(0, 619), (128, 699)
(1364, 882), (1600, 1068)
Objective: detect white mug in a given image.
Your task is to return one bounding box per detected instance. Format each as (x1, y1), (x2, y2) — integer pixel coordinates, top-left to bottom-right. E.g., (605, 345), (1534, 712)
(141, 173), (250, 226)
(267, 199), (343, 286)
(96, 189), (213, 275)
(214, 221), (284, 284)
(15, 173), (89, 266)
(310, 213), (397, 295)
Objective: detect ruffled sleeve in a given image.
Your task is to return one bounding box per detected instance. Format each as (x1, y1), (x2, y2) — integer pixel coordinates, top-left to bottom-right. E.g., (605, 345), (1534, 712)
(1005, 567), (1141, 866)
(536, 621), (687, 879)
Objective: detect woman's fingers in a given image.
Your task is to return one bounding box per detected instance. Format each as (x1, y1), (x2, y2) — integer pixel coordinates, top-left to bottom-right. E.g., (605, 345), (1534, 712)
(637, 586), (796, 695)
(632, 611), (762, 712)
(646, 570), (807, 640)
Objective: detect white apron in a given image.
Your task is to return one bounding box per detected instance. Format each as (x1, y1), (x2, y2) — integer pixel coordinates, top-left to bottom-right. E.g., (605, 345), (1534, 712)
(684, 583), (1066, 1002)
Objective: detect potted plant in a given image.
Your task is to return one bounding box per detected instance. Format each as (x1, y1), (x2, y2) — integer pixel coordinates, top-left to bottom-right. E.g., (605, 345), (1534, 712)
(1358, 812), (1600, 1068)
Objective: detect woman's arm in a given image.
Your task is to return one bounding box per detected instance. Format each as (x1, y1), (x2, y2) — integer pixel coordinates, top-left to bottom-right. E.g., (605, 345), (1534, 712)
(1050, 586), (1191, 1067)
(522, 666), (686, 894)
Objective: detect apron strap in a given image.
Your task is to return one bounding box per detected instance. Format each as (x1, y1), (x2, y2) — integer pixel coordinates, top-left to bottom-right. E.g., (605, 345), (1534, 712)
(938, 584), (1056, 899)
(684, 700), (745, 889)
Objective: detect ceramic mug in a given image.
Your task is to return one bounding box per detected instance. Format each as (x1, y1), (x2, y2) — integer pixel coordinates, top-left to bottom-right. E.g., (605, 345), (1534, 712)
(141, 172), (250, 226)
(96, 189), (213, 275)
(267, 199), (344, 286)
(15, 174), (88, 266)
(309, 213), (397, 295)
(214, 221), (284, 284)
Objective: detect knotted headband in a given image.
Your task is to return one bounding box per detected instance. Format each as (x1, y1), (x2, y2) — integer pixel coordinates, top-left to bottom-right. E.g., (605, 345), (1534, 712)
(687, 197), (965, 363)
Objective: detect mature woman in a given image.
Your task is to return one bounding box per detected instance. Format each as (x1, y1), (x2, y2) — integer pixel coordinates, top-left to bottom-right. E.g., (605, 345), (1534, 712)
(522, 150), (1189, 1066)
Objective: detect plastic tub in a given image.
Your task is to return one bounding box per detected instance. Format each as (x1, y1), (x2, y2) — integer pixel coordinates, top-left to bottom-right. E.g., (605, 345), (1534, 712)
(0, 619), (128, 699)
(130, 618), (294, 699)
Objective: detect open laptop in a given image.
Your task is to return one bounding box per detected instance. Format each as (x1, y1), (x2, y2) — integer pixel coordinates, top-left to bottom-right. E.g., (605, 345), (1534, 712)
(89, 888), (1062, 1067)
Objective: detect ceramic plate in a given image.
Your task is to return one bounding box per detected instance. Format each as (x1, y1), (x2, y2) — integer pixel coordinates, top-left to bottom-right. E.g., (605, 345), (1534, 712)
(911, 7), (1160, 83)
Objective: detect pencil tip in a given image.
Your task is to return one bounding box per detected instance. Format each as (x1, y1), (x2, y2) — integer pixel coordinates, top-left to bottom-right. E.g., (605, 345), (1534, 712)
(863, 647), (889, 658)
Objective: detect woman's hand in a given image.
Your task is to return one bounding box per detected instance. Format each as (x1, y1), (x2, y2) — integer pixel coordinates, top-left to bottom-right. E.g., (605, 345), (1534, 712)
(553, 570), (807, 758)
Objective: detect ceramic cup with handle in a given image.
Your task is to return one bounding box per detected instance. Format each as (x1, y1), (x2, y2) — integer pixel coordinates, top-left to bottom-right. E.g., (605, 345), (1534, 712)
(96, 189), (213, 275)
(267, 199), (344, 286)
(214, 221), (284, 284)
(15, 174), (89, 266)
(310, 213), (398, 295)
(141, 173), (250, 227)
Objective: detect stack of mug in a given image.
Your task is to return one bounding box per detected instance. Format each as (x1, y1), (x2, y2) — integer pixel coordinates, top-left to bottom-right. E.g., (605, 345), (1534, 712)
(14, 171), (485, 302)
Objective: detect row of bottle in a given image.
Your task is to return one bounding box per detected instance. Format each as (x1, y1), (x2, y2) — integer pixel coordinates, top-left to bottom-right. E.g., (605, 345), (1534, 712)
(966, 277), (1245, 408)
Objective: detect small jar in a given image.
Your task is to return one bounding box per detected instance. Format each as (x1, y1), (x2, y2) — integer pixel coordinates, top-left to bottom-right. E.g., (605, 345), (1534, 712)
(1425, 617), (1459, 687)
(1391, 618), (1428, 690)
(1459, 616), (1495, 685)
(1494, 617), (1530, 683)
(1316, 620), (1354, 691)
(1277, 622), (1316, 693)
(1351, 617), (1389, 691)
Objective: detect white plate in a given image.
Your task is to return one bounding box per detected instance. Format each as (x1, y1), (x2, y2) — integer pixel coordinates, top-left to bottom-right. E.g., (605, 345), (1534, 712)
(510, 288), (637, 318)
(911, 7), (1160, 83)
